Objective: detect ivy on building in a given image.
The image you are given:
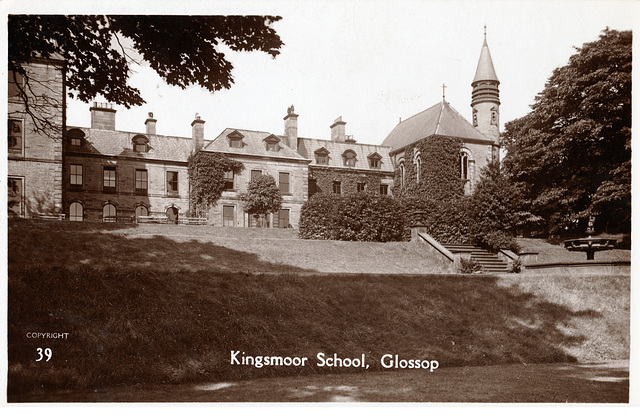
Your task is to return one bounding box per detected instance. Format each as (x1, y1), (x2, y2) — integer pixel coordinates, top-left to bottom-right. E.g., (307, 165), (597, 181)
(187, 151), (244, 216)
(309, 166), (389, 196)
(392, 135), (465, 200)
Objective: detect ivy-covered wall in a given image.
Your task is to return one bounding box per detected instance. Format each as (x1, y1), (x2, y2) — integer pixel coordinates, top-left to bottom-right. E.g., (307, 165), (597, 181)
(309, 166), (392, 196)
(392, 135), (465, 200)
(187, 151), (244, 216)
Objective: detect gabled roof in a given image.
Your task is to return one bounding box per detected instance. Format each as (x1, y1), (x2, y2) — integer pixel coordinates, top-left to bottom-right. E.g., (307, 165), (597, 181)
(65, 126), (194, 162)
(297, 137), (394, 172)
(205, 128), (308, 161)
(381, 101), (490, 153)
(472, 37), (499, 84)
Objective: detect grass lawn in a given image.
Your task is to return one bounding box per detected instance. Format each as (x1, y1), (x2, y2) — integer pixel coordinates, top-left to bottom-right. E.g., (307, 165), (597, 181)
(6, 219), (630, 400)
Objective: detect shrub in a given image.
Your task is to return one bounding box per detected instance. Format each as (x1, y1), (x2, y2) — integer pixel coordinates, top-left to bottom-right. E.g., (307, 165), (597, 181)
(458, 258), (482, 274)
(299, 193), (406, 242)
(400, 195), (472, 244)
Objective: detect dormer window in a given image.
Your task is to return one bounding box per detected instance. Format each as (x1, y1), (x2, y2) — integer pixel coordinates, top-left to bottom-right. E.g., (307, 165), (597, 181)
(343, 150), (357, 167)
(264, 134), (280, 152)
(314, 147), (330, 165)
(132, 134), (149, 152)
(368, 152), (382, 169)
(227, 130), (244, 148)
(66, 128), (86, 147)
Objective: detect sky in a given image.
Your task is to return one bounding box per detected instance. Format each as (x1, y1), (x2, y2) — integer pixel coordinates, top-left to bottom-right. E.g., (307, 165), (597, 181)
(6, 0), (640, 145)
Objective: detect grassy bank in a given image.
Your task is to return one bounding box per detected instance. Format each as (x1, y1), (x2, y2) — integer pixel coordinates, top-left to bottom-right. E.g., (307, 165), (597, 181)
(8, 267), (628, 395)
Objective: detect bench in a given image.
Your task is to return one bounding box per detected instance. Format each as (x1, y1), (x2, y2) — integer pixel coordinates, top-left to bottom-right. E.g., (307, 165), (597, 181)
(178, 217), (208, 226)
(136, 215), (169, 224)
(35, 213), (66, 220)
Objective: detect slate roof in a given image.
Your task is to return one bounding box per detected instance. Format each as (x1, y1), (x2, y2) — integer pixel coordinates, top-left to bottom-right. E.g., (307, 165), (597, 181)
(381, 101), (490, 153)
(66, 126), (194, 162)
(297, 137), (394, 172)
(205, 128), (309, 161)
(472, 37), (499, 84)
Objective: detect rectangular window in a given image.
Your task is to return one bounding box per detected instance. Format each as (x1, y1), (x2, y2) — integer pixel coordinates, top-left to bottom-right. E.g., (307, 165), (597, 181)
(279, 172), (290, 194)
(103, 167), (116, 193)
(333, 181), (342, 195)
(251, 169), (263, 182)
(230, 139), (242, 148)
(380, 184), (389, 195)
(274, 208), (290, 229)
(8, 71), (24, 99)
(8, 177), (24, 217)
(135, 169), (148, 194)
(167, 171), (179, 195)
(70, 164), (83, 186)
(266, 142), (278, 151)
(223, 205), (235, 227)
(8, 119), (23, 155)
(309, 179), (318, 197)
(316, 154), (328, 165)
(369, 158), (381, 169)
(71, 137), (82, 147)
(223, 170), (235, 190)
(357, 182), (366, 193)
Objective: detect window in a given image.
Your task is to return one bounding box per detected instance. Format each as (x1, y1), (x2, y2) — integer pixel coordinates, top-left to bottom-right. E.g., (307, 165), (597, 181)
(315, 149), (329, 165)
(135, 205), (148, 219)
(223, 205), (235, 226)
(380, 184), (389, 195)
(309, 178), (318, 197)
(8, 71), (24, 99)
(266, 142), (278, 152)
(70, 164), (83, 187)
(415, 155), (422, 183)
(102, 203), (117, 222)
(461, 153), (470, 180)
(8, 177), (23, 217)
(357, 182), (366, 193)
(69, 202), (84, 221)
(135, 169), (148, 194)
(67, 128), (85, 146)
(103, 167), (116, 192)
(333, 181), (342, 195)
(369, 157), (381, 169)
(167, 171), (179, 195)
(132, 135), (149, 152)
(223, 170), (235, 190)
(274, 208), (290, 228)
(279, 172), (290, 194)
(251, 170), (263, 182)
(399, 162), (405, 188)
(8, 119), (23, 155)
(343, 150), (357, 167)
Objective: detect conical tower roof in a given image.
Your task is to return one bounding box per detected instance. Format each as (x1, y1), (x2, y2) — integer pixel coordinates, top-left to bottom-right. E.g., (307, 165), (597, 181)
(472, 36), (499, 84)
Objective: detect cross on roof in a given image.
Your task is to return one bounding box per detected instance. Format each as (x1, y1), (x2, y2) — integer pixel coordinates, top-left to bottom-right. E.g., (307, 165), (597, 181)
(442, 83), (447, 100)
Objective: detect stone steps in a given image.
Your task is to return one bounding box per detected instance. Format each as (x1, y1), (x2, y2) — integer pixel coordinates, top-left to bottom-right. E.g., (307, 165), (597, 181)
(443, 243), (509, 273)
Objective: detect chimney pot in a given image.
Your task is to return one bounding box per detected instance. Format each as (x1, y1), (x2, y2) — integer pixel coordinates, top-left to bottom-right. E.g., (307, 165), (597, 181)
(90, 102), (116, 130)
(191, 114), (205, 151)
(145, 112), (157, 135)
(330, 116), (347, 142)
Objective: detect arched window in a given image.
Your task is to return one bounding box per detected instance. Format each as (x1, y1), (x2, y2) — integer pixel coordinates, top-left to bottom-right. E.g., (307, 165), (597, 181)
(414, 152), (422, 184)
(342, 150), (357, 167)
(103, 203), (117, 222)
(132, 134), (149, 152)
(135, 205), (149, 219)
(460, 153), (470, 181)
(69, 202), (83, 221)
(399, 161), (406, 188)
(314, 148), (330, 165)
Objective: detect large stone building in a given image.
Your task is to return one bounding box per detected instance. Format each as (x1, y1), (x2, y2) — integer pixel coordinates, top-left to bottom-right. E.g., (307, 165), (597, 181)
(8, 33), (499, 227)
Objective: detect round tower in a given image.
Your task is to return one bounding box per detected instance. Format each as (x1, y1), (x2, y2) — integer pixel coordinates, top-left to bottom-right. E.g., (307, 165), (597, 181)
(471, 28), (500, 157)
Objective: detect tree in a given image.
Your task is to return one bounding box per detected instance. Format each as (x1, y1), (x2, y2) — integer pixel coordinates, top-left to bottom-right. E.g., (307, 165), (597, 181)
(240, 175), (283, 227)
(501, 29), (631, 234)
(8, 15), (283, 135)
(467, 161), (539, 252)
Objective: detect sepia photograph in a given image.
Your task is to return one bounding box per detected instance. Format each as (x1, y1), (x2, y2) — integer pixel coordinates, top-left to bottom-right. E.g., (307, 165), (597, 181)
(2, 0), (636, 408)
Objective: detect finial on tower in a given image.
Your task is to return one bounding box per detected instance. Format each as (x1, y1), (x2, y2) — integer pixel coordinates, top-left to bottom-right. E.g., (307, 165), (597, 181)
(442, 83), (447, 101)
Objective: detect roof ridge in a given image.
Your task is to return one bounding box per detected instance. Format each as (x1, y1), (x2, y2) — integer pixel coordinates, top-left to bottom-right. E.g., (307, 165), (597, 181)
(444, 102), (489, 140)
(434, 101), (446, 135)
(398, 101), (442, 125)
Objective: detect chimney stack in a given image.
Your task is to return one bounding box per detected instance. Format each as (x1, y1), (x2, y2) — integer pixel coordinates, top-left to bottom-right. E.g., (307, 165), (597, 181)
(90, 102), (116, 130)
(284, 105), (298, 151)
(145, 112), (157, 135)
(191, 113), (205, 151)
(330, 117), (346, 142)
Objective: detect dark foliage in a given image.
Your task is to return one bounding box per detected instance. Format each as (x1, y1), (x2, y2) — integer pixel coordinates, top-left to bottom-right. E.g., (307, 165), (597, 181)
(8, 15), (283, 134)
(501, 29), (631, 234)
(299, 193), (406, 242)
(240, 174), (283, 217)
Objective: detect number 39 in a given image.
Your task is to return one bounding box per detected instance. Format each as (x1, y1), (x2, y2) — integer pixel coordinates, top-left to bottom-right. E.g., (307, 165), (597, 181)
(36, 348), (52, 362)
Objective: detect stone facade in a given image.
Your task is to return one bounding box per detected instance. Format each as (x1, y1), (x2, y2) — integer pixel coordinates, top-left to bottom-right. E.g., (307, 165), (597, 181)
(8, 58), (64, 217)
